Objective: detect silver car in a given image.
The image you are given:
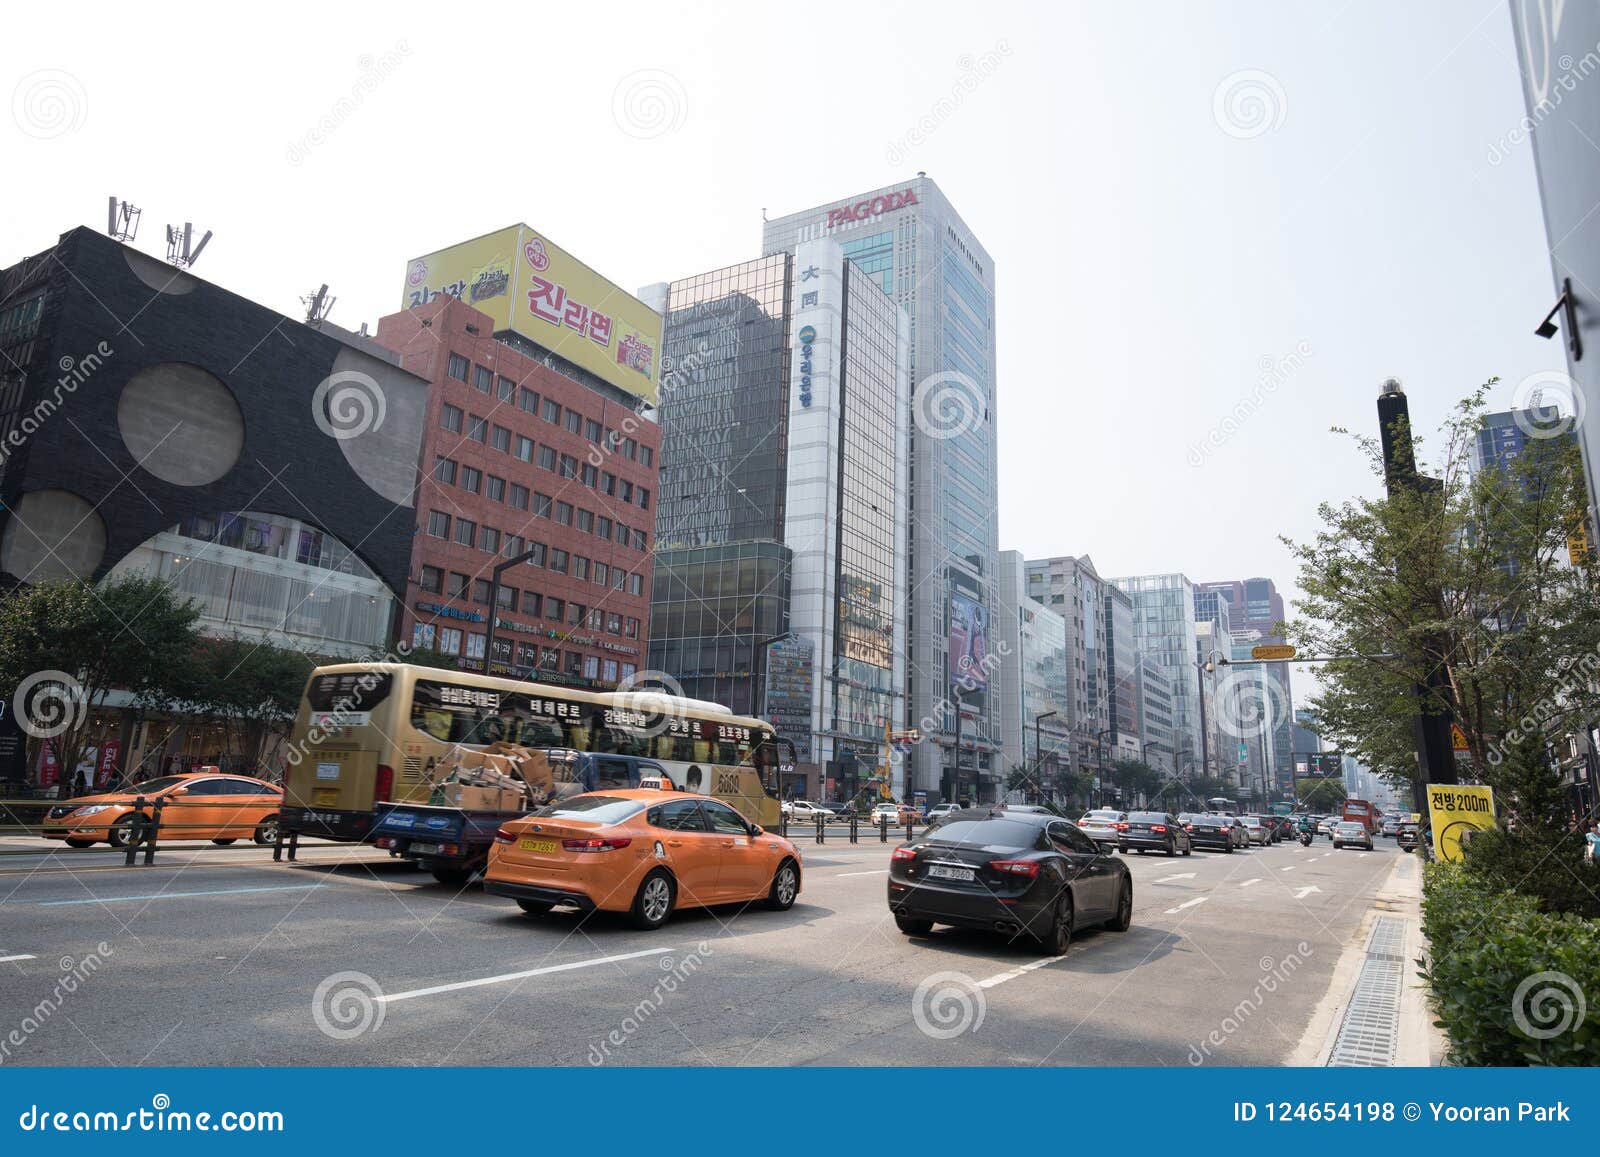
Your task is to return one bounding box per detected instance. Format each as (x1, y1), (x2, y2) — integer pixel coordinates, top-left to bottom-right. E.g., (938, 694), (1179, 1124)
(1240, 816), (1270, 846)
(1077, 808), (1126, 850)
(1332, 821), (1373, 850)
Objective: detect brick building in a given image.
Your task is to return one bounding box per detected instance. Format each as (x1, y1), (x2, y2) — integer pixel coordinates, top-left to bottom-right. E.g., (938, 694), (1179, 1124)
(376, 295), (659, 689)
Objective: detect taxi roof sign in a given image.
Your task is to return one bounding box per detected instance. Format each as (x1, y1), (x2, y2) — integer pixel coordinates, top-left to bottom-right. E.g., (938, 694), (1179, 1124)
(1250, 644), (1297, 661)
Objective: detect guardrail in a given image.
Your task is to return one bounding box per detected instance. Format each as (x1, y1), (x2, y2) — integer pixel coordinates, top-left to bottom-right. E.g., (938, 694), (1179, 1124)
(775, 813), (923, 844)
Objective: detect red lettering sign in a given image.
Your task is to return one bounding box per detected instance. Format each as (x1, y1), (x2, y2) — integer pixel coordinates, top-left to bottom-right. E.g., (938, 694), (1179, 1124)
(826, 188), (919, 228)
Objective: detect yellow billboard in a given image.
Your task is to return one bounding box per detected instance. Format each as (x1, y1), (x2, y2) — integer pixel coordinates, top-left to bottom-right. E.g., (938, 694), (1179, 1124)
(1425, 783), (1497, 863)
(402, 225), (661, 404)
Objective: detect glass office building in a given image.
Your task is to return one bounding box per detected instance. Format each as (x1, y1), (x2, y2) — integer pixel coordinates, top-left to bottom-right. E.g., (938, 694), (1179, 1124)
(764, 176), (999, 804)
(1109, 573), (1203, 778)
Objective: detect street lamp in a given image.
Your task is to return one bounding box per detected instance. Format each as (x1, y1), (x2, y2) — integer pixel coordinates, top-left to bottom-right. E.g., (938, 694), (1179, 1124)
(483, 546), (546, 676)
(1034, 711), (1058, 805)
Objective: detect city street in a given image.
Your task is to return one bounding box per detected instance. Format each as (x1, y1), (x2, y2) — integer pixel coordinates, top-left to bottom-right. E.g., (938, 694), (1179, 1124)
(0, 835), (1411, 1066)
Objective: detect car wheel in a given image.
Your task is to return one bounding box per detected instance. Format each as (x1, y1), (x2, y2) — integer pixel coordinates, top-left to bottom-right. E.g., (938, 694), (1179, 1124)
(1040, 893), (1073, 955)
(1165, 839), (1176, 857)
(63, 838), (94, 849)
(1106, 877), (1133, 932)
(253, 816), (279, 845)
(629, 869), (676, 930)
(894, 914), (934, 936)
(210, 838), (237, 846)
(1332, 842), (1341, 850)
(1224, 842), (1233, 853)
(1181, 842), (1192, 856)
(765, 859), (799, 911)
(432, 866), (472, 886)
(106, 814), (140, 849)
(516, 899), (554, 916)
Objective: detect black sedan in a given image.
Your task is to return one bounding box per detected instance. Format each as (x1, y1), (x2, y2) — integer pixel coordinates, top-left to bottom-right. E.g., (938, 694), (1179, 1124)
(1180, 813), (1235, 852)
(887, 810), (1132, 954)
(1118, 810), (1193, 856)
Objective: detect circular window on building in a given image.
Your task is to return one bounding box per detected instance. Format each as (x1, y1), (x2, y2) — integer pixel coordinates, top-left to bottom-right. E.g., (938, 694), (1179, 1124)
(117, 363), (244, 486)
(0, 489), (107, 582)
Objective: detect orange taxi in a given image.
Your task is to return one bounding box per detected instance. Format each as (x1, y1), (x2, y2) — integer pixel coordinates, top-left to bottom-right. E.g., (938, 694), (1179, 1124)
(41, 772), (284, 848)
(485, 789), (801, 930)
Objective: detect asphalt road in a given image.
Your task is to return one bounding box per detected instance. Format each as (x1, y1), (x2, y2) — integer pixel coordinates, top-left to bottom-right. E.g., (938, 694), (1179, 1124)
(0, 832), (1407, 1066)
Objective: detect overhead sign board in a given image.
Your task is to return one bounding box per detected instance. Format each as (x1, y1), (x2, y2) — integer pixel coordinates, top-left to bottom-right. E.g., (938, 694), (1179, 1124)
(1250, 644), (1296, 661)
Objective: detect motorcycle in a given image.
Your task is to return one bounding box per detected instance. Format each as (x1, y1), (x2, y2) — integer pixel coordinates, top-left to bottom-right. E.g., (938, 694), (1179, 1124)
(1299, 830), (1314, 847)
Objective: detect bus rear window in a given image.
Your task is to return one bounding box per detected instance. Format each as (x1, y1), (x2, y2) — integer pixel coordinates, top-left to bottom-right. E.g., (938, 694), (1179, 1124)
(306, 671), (392, 712)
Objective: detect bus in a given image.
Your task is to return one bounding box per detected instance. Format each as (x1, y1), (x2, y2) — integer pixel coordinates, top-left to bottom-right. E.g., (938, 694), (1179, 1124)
(1341, 798), (1378, 834)
(279, 663), (785, 842)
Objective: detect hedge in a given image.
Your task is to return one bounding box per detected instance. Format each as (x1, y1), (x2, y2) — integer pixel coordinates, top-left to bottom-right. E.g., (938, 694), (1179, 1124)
(1420, 862), (1600, 1065)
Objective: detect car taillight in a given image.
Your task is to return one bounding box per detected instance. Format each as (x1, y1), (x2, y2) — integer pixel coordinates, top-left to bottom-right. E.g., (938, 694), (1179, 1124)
(988, 859), (1040, 877)
(1114, 822), (1128, 831)
(1151, 824), (1167, 833)
(493, 827), (516, 845)
(562, 837), (632, 852)
(1184, 824), (1194, 831)
(891, 846), (917, 862)
(374, 764), (394, 804)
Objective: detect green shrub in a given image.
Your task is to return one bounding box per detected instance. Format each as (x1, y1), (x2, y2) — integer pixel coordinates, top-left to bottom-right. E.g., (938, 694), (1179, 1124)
(1459, 827), (1600, 918)
(1421, 862), (1600, 1065)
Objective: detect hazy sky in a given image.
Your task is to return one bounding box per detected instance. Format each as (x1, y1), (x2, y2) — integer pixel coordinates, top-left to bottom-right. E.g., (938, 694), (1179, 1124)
(1, 0), (1562, 632)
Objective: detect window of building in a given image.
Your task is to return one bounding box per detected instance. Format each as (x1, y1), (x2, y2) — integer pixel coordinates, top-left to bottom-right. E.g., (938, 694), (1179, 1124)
(638, 487), (650, 510)
(440, 403), (463, 433)
(613, 569), (626, 591)
(492, 425), (511, 453)
(624, 617), (639, 639)
(638, 446), (652, 468)
(541, 647), (560, 672)
(496, 585), (517, 610)
(564, 650), (584, 678)
(632, 529), (646, 551)
(474, 365), (493, 392)
(413, 621), (436, 648)
(576, 509), (594, 533)
(621, 663), (636, 682)
(572, 555), (588, 581)
(567, 602), (584, 625)
(588, 608), (603, 630)
(433, 456), (457, 484)
(467, 414), (487, 443)
(593, 562), (608, 587)
(603, 658), (619, 683)
(596, 516), (612, 540)
(438, 626), (462, 655)
(615, 523), (630, 546)
(524, 592), (542, 617)
(448, 572), (470, 598)
(583, 418), (602, 442)
(627, 573), (643, 596)
(547, 596), (564, 621)
(454, 518), (476, 546)
(555, 501), (573, 526)
(419, 565), (443, 594)
(486, 475), (506, 503)
(427, 510), (450, 538)
(541, 398), (561, 424)
(472, 578), (492, 604)
(446, 353), (468, 381)
(563, 408), (582, 434)
(497, 375), (516, 401)
(466, 633), (485, 660)
(550, 549), (568, 574)
(515, 435), (534, 462)
(607, 612), (622, 634)
(534, 492), (553, 518)
(584, 655), (601, 680)
(459, 465), (482, 494)
(526, 542), (547, 567)
(622, 438), (637, 460)
(537, 445), (557, 471)
(519, 387), (539, 413)
(581, 463), (598, 487)
(559, 454), (578, 479)
(509, 483), (530, 510)
(600, 472), (616, 496)
(479, 525), (499, 553)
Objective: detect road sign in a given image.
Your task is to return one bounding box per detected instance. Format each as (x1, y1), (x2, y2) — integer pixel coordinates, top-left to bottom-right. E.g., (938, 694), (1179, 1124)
(1250, 644), (1296, 661)
(1425, 784), (1495, 862)
(1449, 723), (1469, 752)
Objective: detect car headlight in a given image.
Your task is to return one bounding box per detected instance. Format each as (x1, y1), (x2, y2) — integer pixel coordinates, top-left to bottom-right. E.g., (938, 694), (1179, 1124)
(70, 804), (113, 818)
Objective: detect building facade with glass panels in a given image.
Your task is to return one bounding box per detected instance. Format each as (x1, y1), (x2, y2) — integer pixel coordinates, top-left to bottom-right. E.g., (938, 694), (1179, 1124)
(763, 177), (998, 804)
(997, 551), (1070, 793)
(1109, 573), (1203, 779)
(1198, 577), (1294, 792)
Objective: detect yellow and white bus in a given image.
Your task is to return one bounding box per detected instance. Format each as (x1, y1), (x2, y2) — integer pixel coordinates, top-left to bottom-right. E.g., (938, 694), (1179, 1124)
(279, 663), (785, 842)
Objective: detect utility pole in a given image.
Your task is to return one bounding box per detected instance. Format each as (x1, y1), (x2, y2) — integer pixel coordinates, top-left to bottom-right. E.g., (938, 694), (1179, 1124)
(1377, 378), (1459, 816)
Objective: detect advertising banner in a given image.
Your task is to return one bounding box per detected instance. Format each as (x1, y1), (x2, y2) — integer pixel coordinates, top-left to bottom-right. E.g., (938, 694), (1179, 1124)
(949, 592), (990, 691)
(1425, 783), (1496, 863)
(403, 225), (662, 404)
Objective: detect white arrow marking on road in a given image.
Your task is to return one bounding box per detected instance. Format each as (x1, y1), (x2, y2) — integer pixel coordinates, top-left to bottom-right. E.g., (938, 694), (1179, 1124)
(1294, 885), (1322, 899)
(1280, 865), (1295, 872)
(1239, 878), (1262, 887)
(1155, 872), (1197, 883)
(1165, 897), (1208, 914)
(0, 954), (36, 964)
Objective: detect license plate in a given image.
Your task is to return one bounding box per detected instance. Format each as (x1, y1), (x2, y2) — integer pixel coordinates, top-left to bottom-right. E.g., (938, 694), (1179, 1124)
(411, 842), (441, 855)
(927, 865), (974, 881)
(312, 788), (340, 806)
(518, 837), (559, 854)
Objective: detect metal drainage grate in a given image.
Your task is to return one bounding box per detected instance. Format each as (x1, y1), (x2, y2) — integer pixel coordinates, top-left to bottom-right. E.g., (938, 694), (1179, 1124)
(1326, 916), (1405, 1066)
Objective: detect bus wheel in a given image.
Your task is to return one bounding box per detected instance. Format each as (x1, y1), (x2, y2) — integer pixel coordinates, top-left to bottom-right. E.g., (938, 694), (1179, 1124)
(764, 859), (799, 910)
(629, 870), (675, 930)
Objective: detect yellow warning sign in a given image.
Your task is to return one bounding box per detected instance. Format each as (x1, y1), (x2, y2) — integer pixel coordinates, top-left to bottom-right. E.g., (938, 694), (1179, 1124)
(1450, 723), (1470, 752)
(1425, 784), (1496, 863)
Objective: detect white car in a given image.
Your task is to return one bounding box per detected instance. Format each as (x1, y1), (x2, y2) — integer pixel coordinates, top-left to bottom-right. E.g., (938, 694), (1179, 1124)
(1240, 817), (1270, 846)
(1332, 821), (1373, 851)
(784, 800), (836, 823)
(1077, 809), (1126, 849)
(870, 802), (911, 826)
(926, 803), (963, 821)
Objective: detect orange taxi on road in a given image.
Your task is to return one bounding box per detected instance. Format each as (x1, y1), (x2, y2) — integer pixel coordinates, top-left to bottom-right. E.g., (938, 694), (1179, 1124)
(41, 773), (283, 848)
(485, 789), (801, 930)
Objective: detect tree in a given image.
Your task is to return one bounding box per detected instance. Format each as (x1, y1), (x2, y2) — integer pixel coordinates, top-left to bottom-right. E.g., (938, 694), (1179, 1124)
(0, 577), (201, 790)
(1295, 776), (1348, 812)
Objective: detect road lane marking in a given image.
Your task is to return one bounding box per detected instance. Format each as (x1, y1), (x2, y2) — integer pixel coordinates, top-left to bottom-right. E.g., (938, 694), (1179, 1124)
(1280, 866), (1295, 872)
(1239, 878), (1262, 888)
(835, 869), (888, 877)
(38, 884), (322, 907)
(0, 954), (37, 964)
(978, 955), (1065, 988)
(1358, 853), (1369, 858)
(1165, 897), (1208, 914)
(1154, 872), (1196, 883)
(1293, 885), (1322, 899)
(377, 947), (675, 1003)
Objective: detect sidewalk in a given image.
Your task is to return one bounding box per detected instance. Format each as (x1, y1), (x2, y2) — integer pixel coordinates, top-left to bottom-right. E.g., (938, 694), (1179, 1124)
(1292, 851), (1449, 1066)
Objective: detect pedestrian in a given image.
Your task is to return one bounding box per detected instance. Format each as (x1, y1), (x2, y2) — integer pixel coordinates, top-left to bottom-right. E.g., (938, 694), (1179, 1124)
(1583, 821), (1600, 866)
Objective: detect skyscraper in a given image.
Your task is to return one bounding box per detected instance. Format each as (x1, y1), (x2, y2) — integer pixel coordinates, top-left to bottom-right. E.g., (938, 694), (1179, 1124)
(1109, 573), (1204, 778)
(764, 177), (999, 804)
(1197, 577), (1294, 791)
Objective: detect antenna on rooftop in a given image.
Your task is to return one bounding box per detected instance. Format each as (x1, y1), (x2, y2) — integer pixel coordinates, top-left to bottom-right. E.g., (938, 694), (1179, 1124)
(165, 221), (213, 269)
(301, 284), (336, 326)
(107, 197), (141, 242)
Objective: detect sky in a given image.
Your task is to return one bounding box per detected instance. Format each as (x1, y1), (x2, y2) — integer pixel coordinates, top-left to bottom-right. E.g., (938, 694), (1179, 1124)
(0, 0), (1565, 635)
